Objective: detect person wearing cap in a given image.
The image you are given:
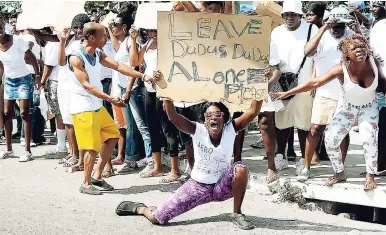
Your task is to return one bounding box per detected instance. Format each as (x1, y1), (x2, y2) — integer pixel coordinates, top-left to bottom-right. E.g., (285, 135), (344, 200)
(296, 6), (355, 182)
(268, 0), (318, 176)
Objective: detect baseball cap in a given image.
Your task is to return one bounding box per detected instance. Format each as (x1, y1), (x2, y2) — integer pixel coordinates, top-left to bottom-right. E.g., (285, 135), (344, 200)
(329, 5), (353, 23)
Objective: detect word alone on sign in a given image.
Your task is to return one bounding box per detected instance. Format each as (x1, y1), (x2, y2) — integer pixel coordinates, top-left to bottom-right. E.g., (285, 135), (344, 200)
(157, 11), (272, 111)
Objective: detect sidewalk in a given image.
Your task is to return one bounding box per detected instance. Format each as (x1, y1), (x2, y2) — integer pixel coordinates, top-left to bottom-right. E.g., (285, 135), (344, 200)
(163, 129), (386, 209)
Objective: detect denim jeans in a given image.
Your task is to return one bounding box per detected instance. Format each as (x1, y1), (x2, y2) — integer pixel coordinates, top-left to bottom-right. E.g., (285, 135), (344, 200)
(122, 105), (139, 161)
(101, 78), (113, 118)
(122, 86), (152, 160)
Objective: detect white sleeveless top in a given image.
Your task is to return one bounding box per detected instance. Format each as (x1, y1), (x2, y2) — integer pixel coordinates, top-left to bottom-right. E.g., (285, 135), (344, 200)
(69, 46), (103, 114)
(144, 39), (157, 93)
(342, 56), (378, 106)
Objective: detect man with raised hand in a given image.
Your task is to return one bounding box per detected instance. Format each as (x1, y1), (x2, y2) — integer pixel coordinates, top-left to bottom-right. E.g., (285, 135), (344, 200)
(68, 22), (159, 195)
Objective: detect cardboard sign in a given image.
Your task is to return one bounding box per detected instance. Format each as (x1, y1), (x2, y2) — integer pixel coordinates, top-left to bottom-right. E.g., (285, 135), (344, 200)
(101, 12), (117, 28)
(157, 12), (271, 111)
(255, 1), (284, 28)
(17, 0), (85, 30)
(134, 3), (173, 30)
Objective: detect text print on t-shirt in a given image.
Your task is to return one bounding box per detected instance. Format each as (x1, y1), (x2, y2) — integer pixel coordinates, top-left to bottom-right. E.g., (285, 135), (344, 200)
(196, 141), (229, 177)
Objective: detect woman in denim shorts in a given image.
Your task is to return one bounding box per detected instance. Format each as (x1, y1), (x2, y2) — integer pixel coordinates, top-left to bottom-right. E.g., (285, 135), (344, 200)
(0, 20), (40, 162)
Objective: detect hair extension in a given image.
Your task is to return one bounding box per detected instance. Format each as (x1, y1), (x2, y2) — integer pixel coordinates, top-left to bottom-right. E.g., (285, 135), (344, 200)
(337, 34), (372, 67)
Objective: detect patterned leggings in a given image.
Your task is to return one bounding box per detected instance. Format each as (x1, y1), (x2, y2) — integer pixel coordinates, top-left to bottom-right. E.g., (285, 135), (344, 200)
(152, 162), (247, 224)
(325, 99), (379, 174)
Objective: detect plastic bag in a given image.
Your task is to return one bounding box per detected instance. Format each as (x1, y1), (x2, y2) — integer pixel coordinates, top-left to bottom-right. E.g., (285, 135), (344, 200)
(38, 90), (49, 121)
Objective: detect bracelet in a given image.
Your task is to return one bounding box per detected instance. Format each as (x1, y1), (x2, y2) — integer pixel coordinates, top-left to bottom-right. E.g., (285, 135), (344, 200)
(141, 74), (146, 81)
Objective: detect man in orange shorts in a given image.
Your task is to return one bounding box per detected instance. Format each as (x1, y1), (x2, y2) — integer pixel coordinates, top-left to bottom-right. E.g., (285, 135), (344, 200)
(68, 22), (159, 195)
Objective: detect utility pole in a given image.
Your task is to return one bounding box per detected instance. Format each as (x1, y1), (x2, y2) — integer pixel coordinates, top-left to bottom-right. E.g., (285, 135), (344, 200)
(232, 1), (240, 14)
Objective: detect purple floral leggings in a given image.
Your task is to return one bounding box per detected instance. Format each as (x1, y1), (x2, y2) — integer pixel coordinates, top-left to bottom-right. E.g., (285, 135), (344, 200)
(152, 162), (247, 224)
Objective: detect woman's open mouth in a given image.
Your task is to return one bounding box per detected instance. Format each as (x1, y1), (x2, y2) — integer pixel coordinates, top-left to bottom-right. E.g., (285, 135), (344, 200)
(209, 120), (219, 130)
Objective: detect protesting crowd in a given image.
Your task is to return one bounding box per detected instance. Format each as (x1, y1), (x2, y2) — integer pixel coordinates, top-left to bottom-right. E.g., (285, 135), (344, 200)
(0, 0), (386, 230)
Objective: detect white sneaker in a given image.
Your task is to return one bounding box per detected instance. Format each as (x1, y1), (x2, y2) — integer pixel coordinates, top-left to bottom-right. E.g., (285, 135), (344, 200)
(297, 168), (311, 182)
(20, 138), (25, 146)
(0, 150), (14, 159)
(274, 154), (288, 171)
(19, 151), (33, 162)
(295, 158), (305, 176)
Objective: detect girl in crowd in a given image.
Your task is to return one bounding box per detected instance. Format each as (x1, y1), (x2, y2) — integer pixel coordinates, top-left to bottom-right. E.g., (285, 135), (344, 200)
(0, 15), (40, 161)
(116, 99), (262, 230)
(107, 4), (154, 175)
(273, 34), (386, 191)
(129, 23), (182, 181)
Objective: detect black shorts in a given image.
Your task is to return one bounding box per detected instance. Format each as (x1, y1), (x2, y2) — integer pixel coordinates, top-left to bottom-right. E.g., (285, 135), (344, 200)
(177, 102), (206, 145)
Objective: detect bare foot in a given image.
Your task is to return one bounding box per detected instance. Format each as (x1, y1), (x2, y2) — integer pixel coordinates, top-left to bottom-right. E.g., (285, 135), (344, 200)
(364, 173), (376, 191)
(326, 172), (346, 186)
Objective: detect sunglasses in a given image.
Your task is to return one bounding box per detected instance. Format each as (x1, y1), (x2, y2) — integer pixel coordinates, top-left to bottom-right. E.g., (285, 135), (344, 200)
(204, 112), (224, 118)
(112, 22), (122, 27)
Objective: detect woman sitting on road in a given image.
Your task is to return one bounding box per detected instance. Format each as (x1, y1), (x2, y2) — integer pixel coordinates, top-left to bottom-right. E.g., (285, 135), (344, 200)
(115, 99), (262, 230)
(273, 34), (386, 191)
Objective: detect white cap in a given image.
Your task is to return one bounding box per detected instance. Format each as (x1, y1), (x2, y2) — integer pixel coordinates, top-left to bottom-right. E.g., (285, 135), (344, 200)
(281, 0), (304, 16)
(329, 5), (352, 23)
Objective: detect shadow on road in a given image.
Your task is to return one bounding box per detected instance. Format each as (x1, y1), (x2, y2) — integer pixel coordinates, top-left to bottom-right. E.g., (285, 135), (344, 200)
(168, 213), (381, 232)
(107, 183), (180, 195)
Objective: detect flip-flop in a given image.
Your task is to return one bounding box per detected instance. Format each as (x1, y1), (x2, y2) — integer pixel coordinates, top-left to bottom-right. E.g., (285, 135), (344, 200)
(326, 175), (346, 187)
(102, 169), (116, 178)
(364, 180), (377, 191)
(266, 172), (280, 185)
(140, 171), (165, 178)
(115, 201), (146, 216)
(159, 174), (181, 184)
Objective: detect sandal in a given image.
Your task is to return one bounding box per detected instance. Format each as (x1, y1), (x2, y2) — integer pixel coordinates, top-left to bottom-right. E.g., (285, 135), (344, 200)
(102, 169), (116, 178)
(59, 154), (72, 164)
(159, 173), (181, 183)
(326, 174), (346, 187)
(112, 158), (124, 165)
(68, 164), (84, 173)
(63, 157), (78, 167)
(364, 180), (377, 191)
(115, 201), (146, 216)
(140, 171), (165, 178)
(266, 172), (280, 185)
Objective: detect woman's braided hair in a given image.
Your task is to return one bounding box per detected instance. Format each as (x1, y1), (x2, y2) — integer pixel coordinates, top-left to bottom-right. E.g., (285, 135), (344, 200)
(337, 34), (372, 67)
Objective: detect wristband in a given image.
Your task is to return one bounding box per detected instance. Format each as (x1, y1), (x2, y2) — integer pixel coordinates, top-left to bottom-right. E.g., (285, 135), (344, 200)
(141, 74), (146, 81)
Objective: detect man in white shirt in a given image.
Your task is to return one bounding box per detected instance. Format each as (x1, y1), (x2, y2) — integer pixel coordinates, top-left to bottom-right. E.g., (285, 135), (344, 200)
(68, 23), (159, 195)
(268, 0), (318, 178)
(41, 40), (67, 155)
(297, 6), (354, 182)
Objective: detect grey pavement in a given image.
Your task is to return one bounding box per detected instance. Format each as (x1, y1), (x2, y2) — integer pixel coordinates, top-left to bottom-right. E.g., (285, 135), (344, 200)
(1, 131), (386, 234)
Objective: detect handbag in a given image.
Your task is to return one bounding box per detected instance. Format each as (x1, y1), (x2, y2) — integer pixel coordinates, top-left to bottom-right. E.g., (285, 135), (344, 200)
(271, 24), (313, 100)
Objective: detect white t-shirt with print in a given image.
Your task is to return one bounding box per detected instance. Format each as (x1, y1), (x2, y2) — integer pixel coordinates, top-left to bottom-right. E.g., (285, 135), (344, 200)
(269, 20), (319, 86)
(191, 123), (237, 184)
(0, 36), (30, 78)
(44, 41), (60, 81)
(314, 29), (354, 101)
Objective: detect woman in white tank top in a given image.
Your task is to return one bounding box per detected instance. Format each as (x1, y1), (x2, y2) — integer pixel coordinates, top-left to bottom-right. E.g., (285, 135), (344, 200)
(273, 34), (386, 191)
